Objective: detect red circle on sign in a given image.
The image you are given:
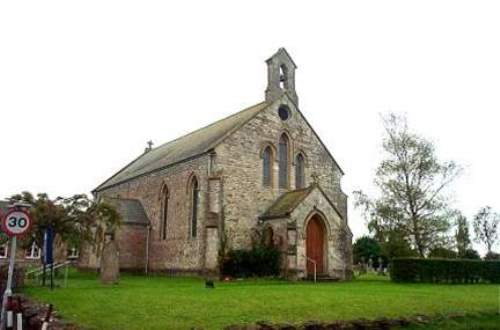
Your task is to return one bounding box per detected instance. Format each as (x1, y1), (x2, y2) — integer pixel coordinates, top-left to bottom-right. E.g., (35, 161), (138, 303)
(1, 209), (32, 237)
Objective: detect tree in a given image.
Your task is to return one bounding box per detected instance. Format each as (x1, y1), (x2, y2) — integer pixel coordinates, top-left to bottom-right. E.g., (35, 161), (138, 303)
(353, 236), (381, 265)
(7, 192), (120, 251)
(454, 212), (471, 258)
(473, 206), (499, 254)
(428, 247), (457, 259)
(461, 249), (480, 260)
(354, 113), (462, 257)
(484, 251), (500, 260)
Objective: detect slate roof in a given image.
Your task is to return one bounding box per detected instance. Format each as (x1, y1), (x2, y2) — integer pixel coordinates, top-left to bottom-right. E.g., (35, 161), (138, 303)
(260, 184), (344, 220)
(95, 101), (270, 192)
(260, 186), (315, 220)
(105, 198), (150, 226)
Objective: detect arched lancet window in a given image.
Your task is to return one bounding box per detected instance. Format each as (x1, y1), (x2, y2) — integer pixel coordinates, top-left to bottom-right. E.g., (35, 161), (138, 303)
(160, 185), (169, 240)
(279, 134), (289, 189)
(295, 153), (305, 189)
(190, 176), (199, 238)
(262, 146), (273, 187)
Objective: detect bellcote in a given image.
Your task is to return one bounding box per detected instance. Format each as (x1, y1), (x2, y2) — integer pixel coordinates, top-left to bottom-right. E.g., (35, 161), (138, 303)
(265, 48), (298, 105)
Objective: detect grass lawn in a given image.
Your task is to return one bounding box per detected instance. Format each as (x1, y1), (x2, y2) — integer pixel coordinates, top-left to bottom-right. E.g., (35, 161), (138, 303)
(23, 271), (499, 329)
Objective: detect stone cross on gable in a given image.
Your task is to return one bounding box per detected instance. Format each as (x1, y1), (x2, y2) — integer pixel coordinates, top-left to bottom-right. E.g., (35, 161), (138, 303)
(144, 140), (154, 153)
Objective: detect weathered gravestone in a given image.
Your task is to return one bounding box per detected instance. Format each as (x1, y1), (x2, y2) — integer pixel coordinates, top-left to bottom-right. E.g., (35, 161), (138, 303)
(100, 234), (119, 284)
(377, 256), (384, 275)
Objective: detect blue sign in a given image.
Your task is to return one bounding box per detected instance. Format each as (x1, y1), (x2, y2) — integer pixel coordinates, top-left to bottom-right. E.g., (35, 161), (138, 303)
(43, 225), (54, 265)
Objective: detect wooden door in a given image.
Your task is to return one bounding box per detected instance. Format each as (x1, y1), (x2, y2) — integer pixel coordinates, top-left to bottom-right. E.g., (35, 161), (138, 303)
(306, 215), (325, 274)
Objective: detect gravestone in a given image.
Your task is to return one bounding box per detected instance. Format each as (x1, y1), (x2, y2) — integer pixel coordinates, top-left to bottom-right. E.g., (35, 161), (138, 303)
(360, 256), (367, 274)
(377, 256), (384, 275)
(100, 234), (119, 284)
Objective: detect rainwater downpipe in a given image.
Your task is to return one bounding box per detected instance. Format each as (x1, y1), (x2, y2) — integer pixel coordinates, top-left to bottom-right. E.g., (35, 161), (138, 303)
(145, 224), (151, 274)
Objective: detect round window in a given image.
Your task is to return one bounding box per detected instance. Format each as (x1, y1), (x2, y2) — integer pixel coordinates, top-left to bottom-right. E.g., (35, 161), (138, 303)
(278, 105), (290, 121)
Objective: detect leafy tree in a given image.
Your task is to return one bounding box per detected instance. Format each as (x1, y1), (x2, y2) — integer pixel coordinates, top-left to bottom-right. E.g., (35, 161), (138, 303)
(461, 248), (480, 260)
(473, 206), (499, 254)
(7, 192), (120, 251)
(428, 247), (457, 259)
(454, 212), (471, 258)
(484, 251), (500, 260)
(379, 232), (418, 260)
(353, 236), (381, 265)
(354, 113), (461, 257)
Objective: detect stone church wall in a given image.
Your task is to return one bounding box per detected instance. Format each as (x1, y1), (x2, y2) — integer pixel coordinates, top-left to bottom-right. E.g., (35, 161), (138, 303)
(115, 224), (148, 271)
(85, 154), (213, 273)
(215, 95), (348, 251)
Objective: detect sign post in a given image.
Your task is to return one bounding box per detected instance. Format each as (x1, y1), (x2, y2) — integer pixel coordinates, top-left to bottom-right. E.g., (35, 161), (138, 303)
(0, 206), (32, 330)
(43, 226), (54, 290)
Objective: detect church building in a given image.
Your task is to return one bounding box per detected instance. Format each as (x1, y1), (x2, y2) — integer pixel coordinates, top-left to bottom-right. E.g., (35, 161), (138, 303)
(79, 49), (353, 280)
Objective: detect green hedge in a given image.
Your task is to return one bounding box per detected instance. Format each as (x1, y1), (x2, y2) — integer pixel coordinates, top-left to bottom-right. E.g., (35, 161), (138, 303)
(391, 258), (500, 283)
(221, 246), (281, 278)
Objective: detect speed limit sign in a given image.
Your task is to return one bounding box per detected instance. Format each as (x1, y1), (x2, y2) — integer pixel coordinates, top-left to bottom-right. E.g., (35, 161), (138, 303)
(1, 209), (32, 237)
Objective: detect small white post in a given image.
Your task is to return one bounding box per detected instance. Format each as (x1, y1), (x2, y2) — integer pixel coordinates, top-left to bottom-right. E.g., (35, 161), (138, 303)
(1, 237), (17, 330)
(16, 312), (22, 330)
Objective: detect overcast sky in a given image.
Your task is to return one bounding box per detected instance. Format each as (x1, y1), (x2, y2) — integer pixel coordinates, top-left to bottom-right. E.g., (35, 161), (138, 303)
(1, 1), (499, 255)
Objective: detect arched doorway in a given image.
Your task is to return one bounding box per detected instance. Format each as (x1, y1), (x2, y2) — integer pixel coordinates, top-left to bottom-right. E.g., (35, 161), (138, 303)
(306, 214), (326, 275)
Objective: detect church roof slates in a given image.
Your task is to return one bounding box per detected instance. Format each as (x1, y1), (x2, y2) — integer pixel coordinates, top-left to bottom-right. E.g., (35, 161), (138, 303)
(94, 101), (269, 192)
(260, 184), (345, 221)
(259, 186), (314, 220)
(105, 198), (150, 226)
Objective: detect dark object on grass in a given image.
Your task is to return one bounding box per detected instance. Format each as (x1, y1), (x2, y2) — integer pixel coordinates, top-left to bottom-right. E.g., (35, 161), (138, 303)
(205, 279), (215, 289)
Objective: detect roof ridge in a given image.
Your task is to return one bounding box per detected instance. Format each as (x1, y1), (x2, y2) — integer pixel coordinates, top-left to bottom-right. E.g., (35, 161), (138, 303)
(150, 101), (268, 152)
(94, 101), (270, 192)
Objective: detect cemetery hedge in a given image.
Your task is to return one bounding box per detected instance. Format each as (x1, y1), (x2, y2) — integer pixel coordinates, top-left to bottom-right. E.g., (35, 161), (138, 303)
(391, 258), (500, 283)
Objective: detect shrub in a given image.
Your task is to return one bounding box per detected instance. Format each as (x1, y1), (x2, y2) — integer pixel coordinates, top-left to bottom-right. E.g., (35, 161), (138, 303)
(484, 251), (500, 260)
(460, 249), (481, 260)
(221, 246), (281, 278)
(390, 258), (500, 284)
(428, 247), (457, 259)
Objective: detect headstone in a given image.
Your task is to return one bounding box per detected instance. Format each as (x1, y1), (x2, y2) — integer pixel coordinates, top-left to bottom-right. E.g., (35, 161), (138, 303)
(377, 256), (384, 275)
(100, 234), (119, 284)
(368, 257), (373, 272)
(360, 256), (367, 274)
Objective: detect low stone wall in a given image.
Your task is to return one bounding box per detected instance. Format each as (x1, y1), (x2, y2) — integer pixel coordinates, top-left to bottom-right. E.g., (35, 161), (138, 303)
(7, 294), (78, 330)
(223, 313), (470, 330)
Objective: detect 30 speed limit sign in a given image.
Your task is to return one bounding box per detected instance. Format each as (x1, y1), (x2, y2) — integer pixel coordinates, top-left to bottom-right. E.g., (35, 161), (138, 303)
(1, 209), (32, 237)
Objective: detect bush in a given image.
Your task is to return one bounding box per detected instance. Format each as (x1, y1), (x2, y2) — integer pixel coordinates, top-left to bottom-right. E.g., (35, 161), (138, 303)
(460, 249), (481, 260)
(484, 251), (500, 260)
(390, 258), (500, 284)
(428, 247), (457, 259)
(221, 246), (281, 278)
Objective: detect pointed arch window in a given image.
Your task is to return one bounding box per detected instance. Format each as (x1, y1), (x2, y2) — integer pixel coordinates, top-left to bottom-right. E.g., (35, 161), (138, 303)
(279, 134), (289, 189)
(262, 146), (273, 187)
(295, 153), (306, 189)
(190, 177), (199, 238)
(160, 185), (169, 240)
